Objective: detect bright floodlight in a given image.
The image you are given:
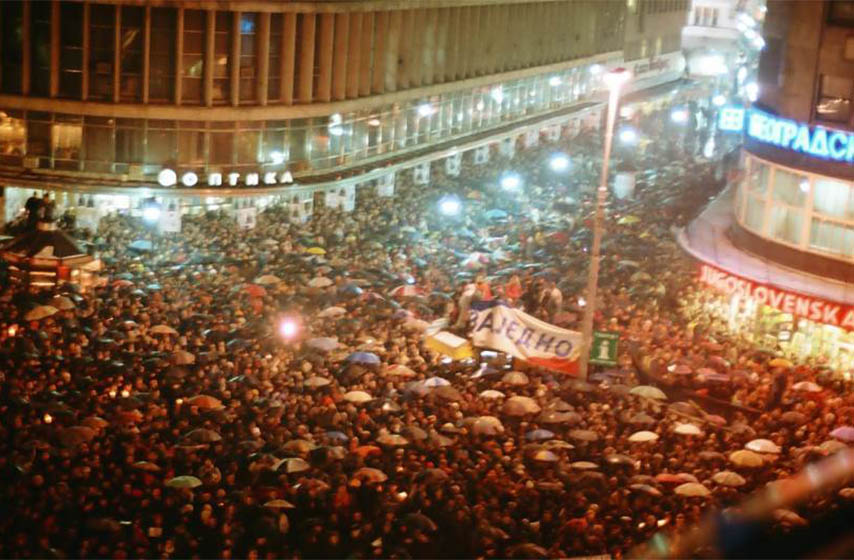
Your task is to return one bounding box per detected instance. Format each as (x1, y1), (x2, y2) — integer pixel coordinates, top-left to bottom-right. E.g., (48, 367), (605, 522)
(278, 318), (299, 339)
(328, 125), (344, 136)
(589, 64), (603, 75)
(603, 68), (631, 89)
(500, 173), (522, 191)
(270, 150), (285, 165)
(712, 94), (727, 107)
(745, 82), (759, 102)
(549, 76), (561, 87)
(490, 87), (504, 103)
(439, 196), (461, 216)
(142, 204), (161, 223)
(619, 127), (638, 144)
(549, 154), (570, 172)
(417, 103), (434, 117)
(671, 108), (689, 124)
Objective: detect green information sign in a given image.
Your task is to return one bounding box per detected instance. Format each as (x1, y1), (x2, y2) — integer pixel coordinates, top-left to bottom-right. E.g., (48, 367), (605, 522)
(590, 331), (619, 366)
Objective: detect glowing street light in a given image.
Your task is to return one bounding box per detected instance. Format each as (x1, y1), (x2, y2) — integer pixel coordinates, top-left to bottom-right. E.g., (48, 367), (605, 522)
(142, 200), (161, 224)
(500, 173), (522, 191)
(417, 103), (435, 117)
(278, 318), (299, 340)
(712, 94), (727, 107)
(745, 82), (759, 102)
(578, 67), (631, 379)
(618, 127), (638, 144)
(670, 108), (689, 124)
(438, 195), (462, 216)
(549, 76), (562, 87)
(549, 154), (570, 172)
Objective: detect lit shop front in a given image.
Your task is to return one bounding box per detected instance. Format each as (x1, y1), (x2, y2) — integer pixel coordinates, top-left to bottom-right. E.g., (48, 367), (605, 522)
(697, 263), (854, 372)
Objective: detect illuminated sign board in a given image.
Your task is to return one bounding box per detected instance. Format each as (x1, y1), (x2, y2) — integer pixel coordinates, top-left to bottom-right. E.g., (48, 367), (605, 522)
(746, 108), (854, 163)
(157, 168), (294, 188)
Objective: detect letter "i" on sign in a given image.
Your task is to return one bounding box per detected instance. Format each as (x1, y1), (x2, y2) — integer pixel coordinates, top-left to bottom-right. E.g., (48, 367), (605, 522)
(597, 340), (611, 361)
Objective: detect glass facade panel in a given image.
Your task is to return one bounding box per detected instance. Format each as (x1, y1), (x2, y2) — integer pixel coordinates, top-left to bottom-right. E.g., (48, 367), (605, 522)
(810, 219), (854, 257)
(213, 12), (231, 104)
(239, 14), (257, 102)
(236, 129), (260, 164)
(89, 5), (115, 100)
(744, 193), (765, 232)
(116, 122), (144, 164)
(83, 120), (114, 172)
(747, 159), (769, 194)
(177, 129), (205, 165)
(0, 114), (26, 164)
(30, 2), (52, 97)
(268, 14), (283, 101)
(119, 6), (144, 102)
(145, 123), (176, 165)
(149, 8), (176, 102)
(2, 2), (23, 94)
(768, 205), (803, 245)
(210, 131), (233, 164)
(182, 10), (205, 104)
(813, 178), (854, 220)
(59, 2), (84, 99)
(773, 169), (808, 207)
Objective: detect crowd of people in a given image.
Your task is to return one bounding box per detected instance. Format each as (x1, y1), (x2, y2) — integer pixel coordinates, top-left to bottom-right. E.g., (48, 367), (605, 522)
(2, 97), (854, 560)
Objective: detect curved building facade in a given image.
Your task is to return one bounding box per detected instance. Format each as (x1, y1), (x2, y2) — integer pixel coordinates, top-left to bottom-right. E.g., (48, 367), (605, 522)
(0, 0), (629, 184)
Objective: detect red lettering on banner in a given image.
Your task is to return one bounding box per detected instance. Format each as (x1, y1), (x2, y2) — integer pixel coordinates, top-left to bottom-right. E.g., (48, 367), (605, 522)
(697, 263), (854, 330)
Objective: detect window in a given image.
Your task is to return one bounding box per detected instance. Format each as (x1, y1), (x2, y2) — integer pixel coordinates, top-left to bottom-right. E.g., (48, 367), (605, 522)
(210, 130), (233, 164)
(828, 1), (854, 26)
(773, 169), (809, 207)
(816, 74), (852, 123)
(810, 219), (854, 257)
(83, 117), (114, 172)
(115, 119), (144, 163)
(1, 2), (23, 94)
(182, 10), (205, 104)
(236, 128), (260, 163)
(268, 14), (283, 101)
(149, 8), (176, 102)
(145, 121), (176, 164)
(59, 2), (84, 98)
(744, 194), (765, 232)
(845, 37), (854, 60)
(747, 160), (770, 194)
(52, 122), (83, 163)
(89, 5), (115, 100)
(213, 12), (232, 104)
(239, 13), (257, 102)
(119, 6), (144, 101)
(30, 2), (52, 96)
(177, 123), (206, 165)
(768, 206), (803, 245)
(0, 112), (26, 163)
(813, 178), (854, 219)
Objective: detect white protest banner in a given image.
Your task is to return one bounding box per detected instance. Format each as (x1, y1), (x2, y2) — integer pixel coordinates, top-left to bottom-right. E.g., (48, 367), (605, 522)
(445, 152), (462, 176)
(288, 192), (313, 223)
(324, 189), (340, 209)
(473, 145), (490, 165)
(236, 201), (257, 230)
(499, 137), (516, 158)
(376, 173), (395, 197)
(413, 162), (431, 185)
(339, 184), (356, 212)
(545, 124), (562, 142)
(159, 201), (182, 233)
(524, 129), (540, 148)
(469, 301), (581, 375)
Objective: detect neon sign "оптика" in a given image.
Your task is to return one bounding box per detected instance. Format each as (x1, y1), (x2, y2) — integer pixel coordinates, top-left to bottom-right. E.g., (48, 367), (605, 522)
(747, 108), (854, 163)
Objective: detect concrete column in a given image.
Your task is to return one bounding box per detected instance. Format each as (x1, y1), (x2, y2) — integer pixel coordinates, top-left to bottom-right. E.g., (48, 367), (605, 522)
(331, 13), (348, 101)
(469, 7), (482, 77)
(497, 4), (510, 72)
(445, 7), (459, 81)
(481, 6), (493, 75)
(142, 6), (151, 103)
(358, 11), (373, 97)
(230, 11), (240, 106)
(396, 10), (412, 90)
(204, 9), (214, 106)
(371, 11), (387, 94)
(297, 13), (316, 103)
(421, 8), (437, 87)
(345, 12), (361, 99)
(257, 12), (270, 105)
(113, 5), (121, 102)
(409, 9), (424, 88)
(174, 7), (184, 104)
(456, 7), (468, 79)
(281, 12), (297, 104)
(383, 10), (400, 93)
(22, 0), (31, 95)
(81, 3), (90, 100)
(49, 0), (60, 97)
(434, 7), (448, 84)
(315, 13), (334, 103)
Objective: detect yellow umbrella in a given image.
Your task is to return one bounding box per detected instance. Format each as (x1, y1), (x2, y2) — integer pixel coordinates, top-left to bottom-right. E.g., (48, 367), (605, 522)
(617, 215), (640, 225)
(305, 247), (327, 255)
(674, 482), (711, 497)
(769, 358), (793, 368)
(25, 305), (60, 321)
(729, 449), (764, 468)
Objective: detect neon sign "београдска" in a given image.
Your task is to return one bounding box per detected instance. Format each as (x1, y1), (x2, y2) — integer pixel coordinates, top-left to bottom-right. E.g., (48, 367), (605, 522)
(747, 108), (854, 163)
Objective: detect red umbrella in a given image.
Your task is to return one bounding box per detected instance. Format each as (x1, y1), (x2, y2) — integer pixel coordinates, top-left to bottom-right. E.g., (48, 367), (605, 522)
(244, 284), (267, 298)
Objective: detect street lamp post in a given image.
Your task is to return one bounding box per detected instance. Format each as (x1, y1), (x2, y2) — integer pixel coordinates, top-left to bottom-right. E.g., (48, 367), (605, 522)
(578, 68), (631, 379)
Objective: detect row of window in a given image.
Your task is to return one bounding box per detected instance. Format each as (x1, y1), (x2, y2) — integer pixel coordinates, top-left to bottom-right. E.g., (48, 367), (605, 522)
(737, 154), (854, 259)
(816, 74), (854, 124)
(624, 33), (681, 62)
(0, 65), (601, 174)
(691, 7), (720, 27)
(0, 1), (622, 105)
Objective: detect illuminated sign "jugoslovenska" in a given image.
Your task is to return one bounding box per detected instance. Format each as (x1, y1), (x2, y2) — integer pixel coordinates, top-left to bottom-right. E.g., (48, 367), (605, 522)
(746, 108), (854, 163)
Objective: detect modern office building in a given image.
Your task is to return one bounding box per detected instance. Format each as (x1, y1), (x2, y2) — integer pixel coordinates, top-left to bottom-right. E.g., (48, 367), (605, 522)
(682, 0), (854, 373)
(0, 0), (689, 222)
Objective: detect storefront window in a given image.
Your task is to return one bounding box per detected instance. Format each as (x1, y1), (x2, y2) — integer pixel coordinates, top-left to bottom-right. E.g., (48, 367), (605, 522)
(116, 119), (144, 164)
(768, 205), (803, 245)
(177, 123), (206, 165)
(119, 6), (144, 102)
(772, 169), (809, 207)
(149, 8), (176, 102)
(810, 218), (854, 257)
(746, 159), (769, 194)
(59, 2), (84, 99)
(89, 5), (115, 100)
(182, 10), (205, 104)
(0, 113), (26, 162)
(744, 193), (765, 232)
(83, 117), (115, 172)
(53, 121), (83, 167)
(236, 127), (260, 164)
(145, 121), (176, 164)
(210, 130), (234, 164)
(813, 178), (854, 220)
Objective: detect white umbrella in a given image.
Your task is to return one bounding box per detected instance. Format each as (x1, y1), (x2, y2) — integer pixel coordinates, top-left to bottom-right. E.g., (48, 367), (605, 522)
(479, 389), (506, 400)
(343, 390), (373, 404)
(385, 364), (416, 378)
(151, 325), (179, 335)
(745, 438), (781, 454)
(49, 296), (76, 310)
(318, 306), (347, 318)
(502, 371), (530, 386)
(255, 274), (283, 285)
(172, 350), (196, 365)
(503, 396), (541, 416)
(712, 471), (746, 487)
(308, 277), (333, 288)
(673, 423), (703, 436)
(792, 381), (822, 393)
(628, 430), (659, 443)
(472, 415), (505, 436)
(674, 482), (711, 497)
(304, 376), (332, 388)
